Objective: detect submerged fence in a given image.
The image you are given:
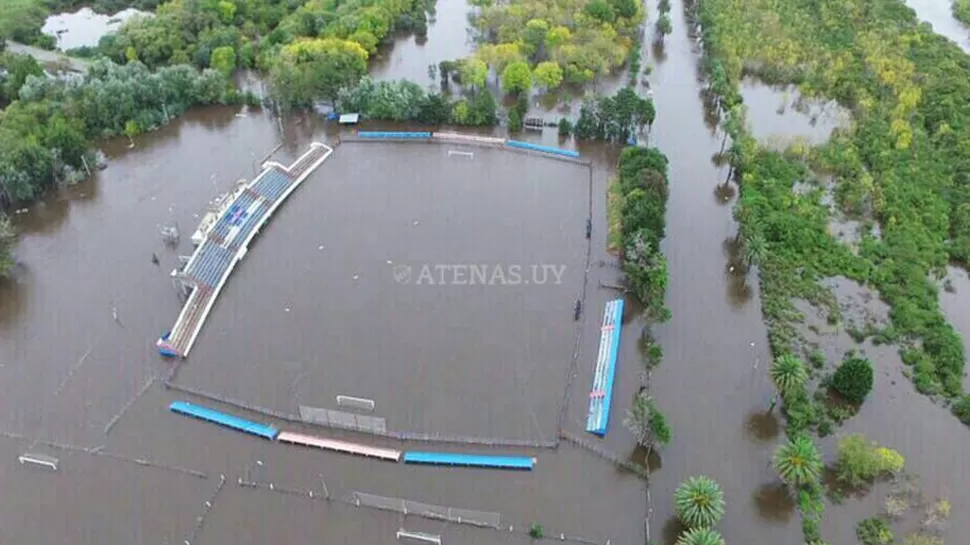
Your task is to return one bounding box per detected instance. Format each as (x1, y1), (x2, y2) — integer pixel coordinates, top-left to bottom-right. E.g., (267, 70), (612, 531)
(350, 491), (502, 529)
(352, 131), (582, 160)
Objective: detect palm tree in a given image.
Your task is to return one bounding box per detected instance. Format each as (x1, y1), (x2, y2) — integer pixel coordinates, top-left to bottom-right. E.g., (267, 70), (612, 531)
(769, 354), (808, 395)
(773, 436), (823, 488)
(674, 476), (726, 529)
(676, 528), (726, 545)
(739, 230), (767, 270)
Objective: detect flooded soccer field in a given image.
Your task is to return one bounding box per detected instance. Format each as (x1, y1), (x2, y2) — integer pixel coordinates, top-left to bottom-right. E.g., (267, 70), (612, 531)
(175, 142), (591, 442)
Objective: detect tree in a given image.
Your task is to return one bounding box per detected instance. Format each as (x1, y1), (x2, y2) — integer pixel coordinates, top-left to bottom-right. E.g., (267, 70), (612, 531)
(656, 14), (672, 42)
(0, 216), (15, 277)
(533, 61), (564, 90)
(209, 46), (236, 76)
(501, 60), (533, 95)
(773, 436), (822, 488)
(124, 120), (139, 147)
(269, 38), (368, 108)
(831, 356), (874, 404)
(954, 394), (970, 425)
(676, 528), (725, 545)
(769, 354), (808, 395)
(458, 58), (488, 89)
(674, 476), (725, 529)
(624, 389), (671, 448)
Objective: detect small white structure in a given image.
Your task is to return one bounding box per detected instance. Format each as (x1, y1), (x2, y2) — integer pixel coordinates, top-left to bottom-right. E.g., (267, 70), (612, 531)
(336, 395), (376, 412)
(339, 113), (361, 125)
(396, 529), (441, 545)
(19, 452), (59, 471)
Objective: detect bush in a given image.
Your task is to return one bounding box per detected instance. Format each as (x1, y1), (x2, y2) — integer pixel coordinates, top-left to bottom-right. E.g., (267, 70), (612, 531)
(529, 522), (544, 539)
(831, 356), (873, 404)
(953, 394), (970, 425)
(835, 434), (904, 487)
(558, 117), (573, 137)
(674, 476), (725, 529)
(770, 354), (809, 395)
(856, 517), (894, 545)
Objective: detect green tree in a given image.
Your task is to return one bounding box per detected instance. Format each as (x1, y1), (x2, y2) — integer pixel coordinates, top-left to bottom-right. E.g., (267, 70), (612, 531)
(624, 389), (672, 448)
(0, 216), (15, 276)
(656, 14), (672, 42)
(831, 356), (873, 404)
(676, 528), (725, 545)
(954, 394), (970, 425)
(501, 60), (532, 95)
(674, 476), (725, 529)
(533, 61), (564, 90)
(269, 38), (368, 107)
(209, 46), (237, 75)
(0, 52), (43, 102)
(773, 435), (823, 487)
(458, 58), (488, 89)
(769, 354), (808, 395)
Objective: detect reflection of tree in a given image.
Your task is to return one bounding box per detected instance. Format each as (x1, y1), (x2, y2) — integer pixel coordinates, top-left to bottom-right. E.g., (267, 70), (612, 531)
(753, 482), (796, 522)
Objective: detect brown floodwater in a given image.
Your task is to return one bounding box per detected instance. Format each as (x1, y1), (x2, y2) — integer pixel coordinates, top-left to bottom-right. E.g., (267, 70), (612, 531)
(2, 0), (970, 542)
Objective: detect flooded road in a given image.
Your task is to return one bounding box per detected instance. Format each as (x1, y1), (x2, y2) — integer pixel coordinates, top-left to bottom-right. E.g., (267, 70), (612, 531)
(1, 0), (969, 542)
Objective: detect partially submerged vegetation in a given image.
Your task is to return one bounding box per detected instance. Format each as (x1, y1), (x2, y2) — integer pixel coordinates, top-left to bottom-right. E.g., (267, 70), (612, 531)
(698, 0), (970, 409)
(954, 0), (970, 26)
(0, 53), (237, 273)
(467, 0), (645, 90)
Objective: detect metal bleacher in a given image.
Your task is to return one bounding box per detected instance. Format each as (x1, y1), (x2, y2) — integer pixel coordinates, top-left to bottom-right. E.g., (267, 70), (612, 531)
(251, 167), (293, 201)
(159, 142), (334, 357)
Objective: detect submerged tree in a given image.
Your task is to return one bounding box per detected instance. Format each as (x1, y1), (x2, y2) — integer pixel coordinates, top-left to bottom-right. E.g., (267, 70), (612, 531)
(676, 527), (725, 545)
(773, 435), (823, 488)
(624, 389), (672, 449)
(674, 476), (726, 529)
(769, 354), (809, 396)
(0, 216), (15, 277)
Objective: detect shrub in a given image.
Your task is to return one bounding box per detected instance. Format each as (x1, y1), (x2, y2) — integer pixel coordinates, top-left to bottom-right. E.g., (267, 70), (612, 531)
(835, 434), (904, 487)
(529, 522), (544, 539)
(558, 117), (573, 137)
(953, 394), (970, 425)
(676, 528), (725, 545)
(831, 356), (874, 404)
(674, 476), (725, 529)
(856, 517), (894, 545)
(770, 354), (809, 395)
(773, 436), (823, 487)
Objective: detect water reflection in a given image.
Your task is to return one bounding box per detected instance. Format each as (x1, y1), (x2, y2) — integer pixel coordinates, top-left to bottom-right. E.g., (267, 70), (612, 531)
(0, 274), (28, 332)
(713, 181), (735, 205)
(753, 481), (797, 522)
(744, 410), (782, 441)
(41, 8), (147, 50)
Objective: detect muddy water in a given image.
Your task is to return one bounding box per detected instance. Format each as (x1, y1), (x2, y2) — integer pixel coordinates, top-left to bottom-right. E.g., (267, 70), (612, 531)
(741, 79), (850, 147)
(2, 0), (969, 543)
(41, 7), (147, 50)
(178, 143), (590, 441)
(371, 0), (476, 82)
(634, 1), (798, 543)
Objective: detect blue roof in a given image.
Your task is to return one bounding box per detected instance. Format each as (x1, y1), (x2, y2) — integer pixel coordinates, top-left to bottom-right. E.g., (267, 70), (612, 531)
(169, 401), (279, 440)
(586, 298), (624, 436)
(402, 451), (534, 470)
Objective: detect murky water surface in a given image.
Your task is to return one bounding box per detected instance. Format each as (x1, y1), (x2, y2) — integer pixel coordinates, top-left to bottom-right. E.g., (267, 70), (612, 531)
(42, 7), (148, 50)
(2, 0), (970, 542)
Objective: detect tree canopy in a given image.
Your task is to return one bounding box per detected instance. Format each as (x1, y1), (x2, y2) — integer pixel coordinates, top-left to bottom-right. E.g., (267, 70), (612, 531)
(468, 0), (644, 86)
(268, 37), (368, 107)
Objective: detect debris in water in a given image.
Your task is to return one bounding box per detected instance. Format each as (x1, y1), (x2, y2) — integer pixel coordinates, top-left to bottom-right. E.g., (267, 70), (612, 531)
(284, 307), (290, 312)
(413, 221), (419, 225)
(386, 260), (393, 264)
(318, 245), (324, 250)
(353, 274), (359, 280)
